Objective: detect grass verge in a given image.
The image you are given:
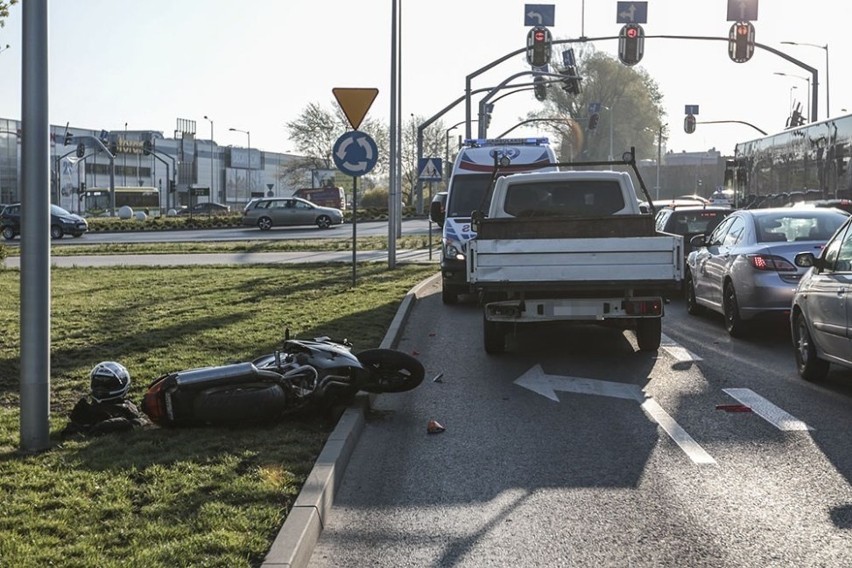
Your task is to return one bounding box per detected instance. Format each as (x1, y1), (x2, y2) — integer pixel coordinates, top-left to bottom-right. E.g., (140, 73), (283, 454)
(3, 235), (440, 257)
(0, 263), (436, 567)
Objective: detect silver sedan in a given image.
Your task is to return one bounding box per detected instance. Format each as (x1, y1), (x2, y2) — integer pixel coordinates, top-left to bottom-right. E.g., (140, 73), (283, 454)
(685, 206), (849, 336)
(242, 197), (343, 230)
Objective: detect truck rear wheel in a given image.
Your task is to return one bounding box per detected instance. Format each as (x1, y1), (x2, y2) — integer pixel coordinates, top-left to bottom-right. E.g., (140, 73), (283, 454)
(483, 315), (506, 354)
(635, 318), (661, 351)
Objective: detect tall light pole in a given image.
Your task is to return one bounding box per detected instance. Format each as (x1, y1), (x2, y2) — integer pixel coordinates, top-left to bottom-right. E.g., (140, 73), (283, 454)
(123, 122), (127, 185)
(787, 85), (798, 114)
(229, 127), (250, 199)
(203, 115), (216, 202)
(775, 72), (810, 121)
(781, 41), (829, 119)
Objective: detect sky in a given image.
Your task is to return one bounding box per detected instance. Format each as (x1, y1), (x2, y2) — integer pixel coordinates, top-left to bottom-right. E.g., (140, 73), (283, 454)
(0, 0), (847, 159)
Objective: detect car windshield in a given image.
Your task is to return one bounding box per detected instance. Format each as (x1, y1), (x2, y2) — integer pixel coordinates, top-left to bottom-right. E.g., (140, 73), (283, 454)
(50, 205), (72, 216)
(755, 211), (848, 243)
(446, 174), (493, 218)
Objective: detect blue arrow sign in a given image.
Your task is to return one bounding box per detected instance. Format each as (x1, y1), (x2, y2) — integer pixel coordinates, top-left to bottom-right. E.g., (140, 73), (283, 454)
(524, 4), (555, 27)
(616, 2), (648, 24)
(418, 157), (442, 181)
(685, 104), (700, 115)
(332, 131), (378, 177)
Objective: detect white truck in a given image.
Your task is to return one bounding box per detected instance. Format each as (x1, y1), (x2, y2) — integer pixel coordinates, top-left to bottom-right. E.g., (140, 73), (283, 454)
(466, 153), (684, 354)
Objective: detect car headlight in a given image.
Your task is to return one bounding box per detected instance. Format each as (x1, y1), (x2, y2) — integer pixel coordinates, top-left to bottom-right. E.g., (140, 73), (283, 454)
(443, 241), (465, 261)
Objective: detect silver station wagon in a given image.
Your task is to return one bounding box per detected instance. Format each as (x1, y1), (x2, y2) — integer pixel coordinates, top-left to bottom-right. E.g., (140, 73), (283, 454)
(242, 197), (343, 231)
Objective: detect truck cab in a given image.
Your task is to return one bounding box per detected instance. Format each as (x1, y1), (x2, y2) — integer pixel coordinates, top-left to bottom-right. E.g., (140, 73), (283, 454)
(440, 137), (557, 304)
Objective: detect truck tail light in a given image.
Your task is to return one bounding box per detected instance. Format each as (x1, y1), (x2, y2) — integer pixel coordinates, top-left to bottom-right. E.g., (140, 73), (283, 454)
(623, 299), (662, 316)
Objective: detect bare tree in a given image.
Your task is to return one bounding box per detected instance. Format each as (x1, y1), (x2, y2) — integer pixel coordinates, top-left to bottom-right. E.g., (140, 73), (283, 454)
(0, 0), (17, 27)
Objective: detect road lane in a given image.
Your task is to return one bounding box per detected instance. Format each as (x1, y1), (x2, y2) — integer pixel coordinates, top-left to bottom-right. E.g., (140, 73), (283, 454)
(307, 286), (852, 567)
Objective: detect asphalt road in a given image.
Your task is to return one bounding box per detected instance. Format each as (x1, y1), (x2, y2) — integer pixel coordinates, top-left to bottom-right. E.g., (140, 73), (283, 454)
(307, 284), (852, 567)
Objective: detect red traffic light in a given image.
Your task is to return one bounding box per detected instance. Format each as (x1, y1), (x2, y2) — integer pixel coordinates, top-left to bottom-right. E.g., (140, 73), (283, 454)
(737, 24), (749, 36)
(626, 26), (639, 39)
(534, 30), (546, 42)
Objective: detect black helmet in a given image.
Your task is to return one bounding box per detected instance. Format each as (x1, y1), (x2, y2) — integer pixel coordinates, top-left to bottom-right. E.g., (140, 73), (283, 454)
(89, 361), (131, 402)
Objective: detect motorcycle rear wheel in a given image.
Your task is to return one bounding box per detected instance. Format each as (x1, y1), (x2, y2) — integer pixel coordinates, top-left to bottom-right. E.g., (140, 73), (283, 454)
(356, 349), (425, 393)
(192, 382), (287, 425)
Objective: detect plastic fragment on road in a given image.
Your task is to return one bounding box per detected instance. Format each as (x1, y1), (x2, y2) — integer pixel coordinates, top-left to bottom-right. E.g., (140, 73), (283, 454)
(716, 404), (752, 413)
(427, 419), (445, 434)
(432, 373), (444, 383)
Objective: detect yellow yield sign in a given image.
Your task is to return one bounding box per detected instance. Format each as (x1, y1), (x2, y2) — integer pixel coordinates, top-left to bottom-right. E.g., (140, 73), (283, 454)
(333, 88), (379, 130)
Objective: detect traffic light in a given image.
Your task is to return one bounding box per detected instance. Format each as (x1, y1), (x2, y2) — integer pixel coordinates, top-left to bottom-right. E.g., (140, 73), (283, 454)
(482, 103), (494, 129)
(587, 113), (600, 131)
(728, 21), (755, 63)
(527, 26), (551, 68)
(560, 48), (581, 95)
(79, 181), (86, 193)
(533, 76), (547, 102)
(169, 180), (176, 193)
(618, 24), (644, 66)
(63, 131), (73, 145)
(143, 140), (153, 156)
(684, 114), (696, 134)
(76, 142), (86, 158)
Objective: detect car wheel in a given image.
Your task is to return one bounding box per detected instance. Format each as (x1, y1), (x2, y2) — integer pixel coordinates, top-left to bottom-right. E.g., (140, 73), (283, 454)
(441, 280), (458, 305)
(723, 282), (748, 337)
(2, 226), (15, 241)
(316, 215), (332, 229)
(50, 225), (64, 239)
(257, 217), (273, 231)
(793, 310), (829, 381)
(685, 270), (702, 315)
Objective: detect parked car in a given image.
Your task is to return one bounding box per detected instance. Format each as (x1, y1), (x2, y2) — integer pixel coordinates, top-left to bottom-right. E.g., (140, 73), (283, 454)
(790, 214), (852, 380)
(685, 206), (849, 336)
(1, 203), (89, 240)
(654, 204), (732, 268)
(177, 202), (230, 216)
(242, 196), (343, 230)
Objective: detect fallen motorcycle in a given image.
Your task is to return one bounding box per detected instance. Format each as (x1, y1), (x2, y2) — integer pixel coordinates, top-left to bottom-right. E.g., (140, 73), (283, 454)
(141, 331), (425, 427)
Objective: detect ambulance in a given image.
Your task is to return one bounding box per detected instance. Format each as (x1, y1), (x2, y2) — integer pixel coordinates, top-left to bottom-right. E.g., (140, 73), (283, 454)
(440, 137), (558, 304)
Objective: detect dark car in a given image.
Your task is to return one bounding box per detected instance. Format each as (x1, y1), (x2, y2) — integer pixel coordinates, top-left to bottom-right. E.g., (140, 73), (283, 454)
(790, 214), (852, 381)
(1, 203), (89, 240)
(177, 202), (230, 216)
(685, 206), (849, 336)
(654, 204), (732, 265)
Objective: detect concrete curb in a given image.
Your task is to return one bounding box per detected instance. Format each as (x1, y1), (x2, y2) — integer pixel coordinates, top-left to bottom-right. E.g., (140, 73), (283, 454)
(260, 272), (440, 568)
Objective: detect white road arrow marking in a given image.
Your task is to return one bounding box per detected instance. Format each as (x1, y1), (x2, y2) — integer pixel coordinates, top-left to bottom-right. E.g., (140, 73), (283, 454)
(723, 388), (814, 431)
(515, 365), (716, 465)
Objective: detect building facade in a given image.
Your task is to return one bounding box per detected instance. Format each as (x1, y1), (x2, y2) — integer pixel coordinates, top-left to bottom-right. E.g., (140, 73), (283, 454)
(0, 117), (305, 212)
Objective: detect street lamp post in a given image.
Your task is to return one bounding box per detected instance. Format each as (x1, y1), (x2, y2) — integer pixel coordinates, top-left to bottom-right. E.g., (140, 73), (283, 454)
(788, 85), (798, 113)
(781, 41), (829, 119)
(229, 127), (250, 199)
(123, 122), (127, 185)
(204, 115), (216, 202)
(775, 72), (810, 121)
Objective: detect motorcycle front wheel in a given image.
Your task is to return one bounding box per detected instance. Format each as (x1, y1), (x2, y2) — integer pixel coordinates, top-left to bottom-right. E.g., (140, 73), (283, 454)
(356, 349), (425, 393)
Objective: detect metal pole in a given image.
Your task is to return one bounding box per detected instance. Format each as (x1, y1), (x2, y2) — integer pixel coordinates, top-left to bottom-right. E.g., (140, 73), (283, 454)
(204, 115), (215, 202)
(388, 0), (398, 268)
(825, 45), (830, 118)
(656, 124), (662, 200)
(20, 0), (51, 452)
(608, 106), (614, 161)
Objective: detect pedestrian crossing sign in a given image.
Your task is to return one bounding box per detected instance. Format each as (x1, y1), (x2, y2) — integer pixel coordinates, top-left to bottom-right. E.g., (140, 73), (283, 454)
(418, 157), (442, 181)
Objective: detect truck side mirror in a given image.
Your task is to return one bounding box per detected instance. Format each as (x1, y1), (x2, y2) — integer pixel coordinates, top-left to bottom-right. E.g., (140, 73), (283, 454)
(471, 210), (484, 233)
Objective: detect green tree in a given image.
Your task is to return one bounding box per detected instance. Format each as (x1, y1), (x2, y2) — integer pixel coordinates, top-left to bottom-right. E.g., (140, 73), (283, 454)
(532, 47), (665, 163)
(0, 0), (17, 28)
